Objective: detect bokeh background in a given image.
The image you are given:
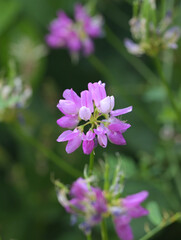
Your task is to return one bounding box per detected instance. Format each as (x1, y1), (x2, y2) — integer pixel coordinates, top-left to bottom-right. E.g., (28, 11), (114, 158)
(0, 0), (181, 239)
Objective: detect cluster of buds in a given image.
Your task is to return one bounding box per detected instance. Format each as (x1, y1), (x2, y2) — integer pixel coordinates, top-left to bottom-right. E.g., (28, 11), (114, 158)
(56, 81), (132, 154)
(125, 0), (181, 56)
(46, 4), (103, 57)
(56, 164), (149, 240)
(0, 77), (32, 121)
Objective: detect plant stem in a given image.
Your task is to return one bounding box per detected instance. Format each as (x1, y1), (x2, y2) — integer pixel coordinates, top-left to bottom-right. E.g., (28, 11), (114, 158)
(154, 58), (181, 125)
(139, 212), (181, 240)
(88, 151), (95, 176)
(86, 234), (92, 240)
(11, 122), (81, 178)
(101, 219), (108, 240)
(88, 55), (159, 134)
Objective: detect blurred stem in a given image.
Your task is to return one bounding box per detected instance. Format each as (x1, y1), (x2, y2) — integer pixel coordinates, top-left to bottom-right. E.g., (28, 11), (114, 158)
(104, 161), (109, 191)
(11, 122), (81, 178)
(101, 219), (108, 240)
(105, 25), (159, 84)
(88, 151), (95, 176)
(88, 55), (159, 134)
(139, 212), (181, 240)
(86, 234), (92, 240)
(154, 58), (181, 125)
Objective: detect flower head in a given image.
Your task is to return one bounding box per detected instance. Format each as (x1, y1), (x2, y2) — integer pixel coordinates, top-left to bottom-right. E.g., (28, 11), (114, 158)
(57, 81), (132, 154)
(56, 174), (149, 239)
(46, 4), (103, 57)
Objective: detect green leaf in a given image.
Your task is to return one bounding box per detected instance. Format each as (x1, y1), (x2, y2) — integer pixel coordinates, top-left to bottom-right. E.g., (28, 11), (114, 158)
(146, 201), (162, 226)
(0, 0), (21, 35)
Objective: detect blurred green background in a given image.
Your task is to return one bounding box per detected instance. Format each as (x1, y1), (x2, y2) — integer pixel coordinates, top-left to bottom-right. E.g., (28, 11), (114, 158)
(0, 0), (181, 239)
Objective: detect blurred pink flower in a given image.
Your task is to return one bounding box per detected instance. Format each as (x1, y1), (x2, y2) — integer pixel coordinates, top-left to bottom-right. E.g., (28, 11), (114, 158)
(46, 4), (103, 57)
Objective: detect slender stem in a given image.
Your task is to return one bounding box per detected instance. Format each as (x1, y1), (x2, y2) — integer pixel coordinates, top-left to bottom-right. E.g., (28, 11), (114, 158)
(105, 25), (159, 84)
(88, 151), (95, 176)
(88, 55), (159, 134)
(154, 58), (181, 125)
(86, 234), (92, 240)
(11, 122), (81, 178)
(101, 219), (108, 240)
(139, 212), (181, 240)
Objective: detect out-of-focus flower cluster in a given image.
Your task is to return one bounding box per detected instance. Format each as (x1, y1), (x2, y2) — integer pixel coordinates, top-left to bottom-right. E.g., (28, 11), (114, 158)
(0, 77), (32, 121)
(56, 81), (132, 154)
(125, 0), (181, 56)
(56, 164), (149, 240)
(46, 3), (103, 57)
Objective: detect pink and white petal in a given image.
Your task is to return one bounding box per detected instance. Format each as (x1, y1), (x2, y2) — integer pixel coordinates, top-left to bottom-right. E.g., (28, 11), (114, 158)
(58, 100), (78, 115)
(81, 90), (94, 112)
(63, 89), (81, 108)
(57, 130), (73, 142)
(66, 135), (82, 153)
(98, 134), (107, 148)
(57, 116), (79, 129)
(111, 106), (133, 117)
(79, 106), (91, 121)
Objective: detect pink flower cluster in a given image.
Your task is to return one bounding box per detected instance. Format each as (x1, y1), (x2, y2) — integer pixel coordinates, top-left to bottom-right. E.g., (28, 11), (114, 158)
(57, 177), (149, 240)
(57, 81), (132, 154)
(46, 4), (103, 56)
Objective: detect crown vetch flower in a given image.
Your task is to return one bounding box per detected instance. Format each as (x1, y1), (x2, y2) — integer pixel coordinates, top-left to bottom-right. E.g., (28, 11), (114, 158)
(46, 3), (103, 57)
(56, 177), (149, 239)
(57, 81), (132, 154)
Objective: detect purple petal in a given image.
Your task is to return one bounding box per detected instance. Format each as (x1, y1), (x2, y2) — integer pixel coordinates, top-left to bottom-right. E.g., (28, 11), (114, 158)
(114, 216), (133, 240)
(111, 106), (133, 117)
(82, 139), (94, 154)
(82, 38), (94, 56)
(88, 81), (106, 107)
(129, 206), (149, 218)
(63, 88), (81, 108)
(123, 191), (149, 208)
(81, 90), (94, 112)
(74, 3), (88, 22)
(107, 131), (126, 145)
(57, 116), (79, 129)
(70, 178), (88, 199)
(66, 134), (82, 153)
(92, 187), (107, 214)
(108, 122), (131, 133)
(84, 16), (103, 38)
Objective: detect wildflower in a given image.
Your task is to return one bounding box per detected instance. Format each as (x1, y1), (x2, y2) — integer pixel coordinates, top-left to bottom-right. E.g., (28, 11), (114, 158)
(0, 77), (32, 121)
(125, 1), (181, 56)
(56, 176), (149, 240)
(46, 3), (103, 57)
(57, 177), (107, 235)
(57, 81), (132, 154)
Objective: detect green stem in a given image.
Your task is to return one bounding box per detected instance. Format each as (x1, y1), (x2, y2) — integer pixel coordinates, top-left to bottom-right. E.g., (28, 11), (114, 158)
(139, 212), (181, 240)
(154, 58), (181, 125)
(11, 122), (81, 178)
(105, 25), (159, 84)
(88, 151), (95, 176)
(88, 55), (159, 134)
(101, 219), (108, 240)
(86, 234), (92, 240)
